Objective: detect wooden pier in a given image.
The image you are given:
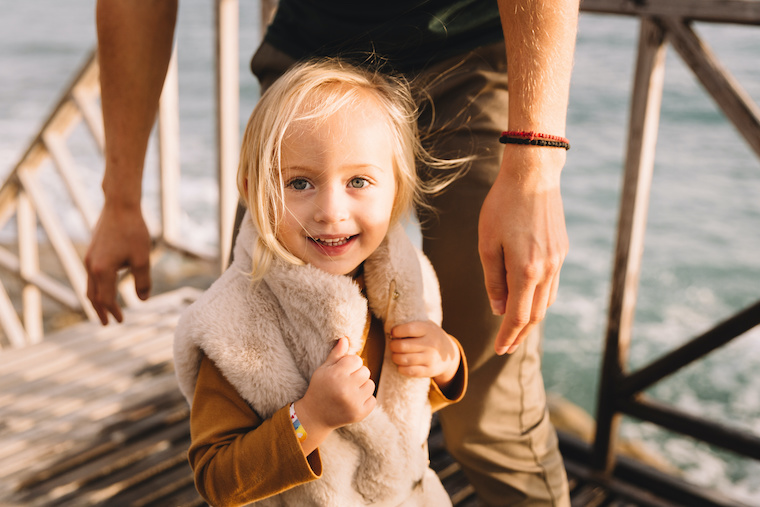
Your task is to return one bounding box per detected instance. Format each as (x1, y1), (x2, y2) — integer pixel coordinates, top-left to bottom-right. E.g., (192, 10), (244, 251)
(0, 287), (703, 506)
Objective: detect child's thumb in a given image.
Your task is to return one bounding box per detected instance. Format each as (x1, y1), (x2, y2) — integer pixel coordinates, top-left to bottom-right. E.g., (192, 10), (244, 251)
(326, 337), (349, 364)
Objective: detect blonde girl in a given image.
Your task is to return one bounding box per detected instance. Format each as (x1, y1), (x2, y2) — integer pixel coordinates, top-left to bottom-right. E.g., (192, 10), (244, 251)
(174, 59), (467, 506)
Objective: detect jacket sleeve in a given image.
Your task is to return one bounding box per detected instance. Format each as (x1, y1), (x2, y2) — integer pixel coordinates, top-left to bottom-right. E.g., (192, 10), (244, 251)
(429, 335), (468, 412)
(188, 354), (322, 506)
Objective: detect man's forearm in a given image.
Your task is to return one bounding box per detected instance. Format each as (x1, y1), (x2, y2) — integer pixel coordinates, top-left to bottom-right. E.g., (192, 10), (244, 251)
(498, 0), (579, 139)
(96, 0), (178, 207)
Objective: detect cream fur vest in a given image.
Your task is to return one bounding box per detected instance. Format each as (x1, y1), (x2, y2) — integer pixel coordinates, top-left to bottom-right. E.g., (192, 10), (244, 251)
(174, 214), (452, 506)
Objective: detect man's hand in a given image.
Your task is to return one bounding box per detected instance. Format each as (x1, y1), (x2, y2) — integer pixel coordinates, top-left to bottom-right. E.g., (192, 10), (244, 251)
(478, 145), (568, 355)
(85, 204), (152, 325)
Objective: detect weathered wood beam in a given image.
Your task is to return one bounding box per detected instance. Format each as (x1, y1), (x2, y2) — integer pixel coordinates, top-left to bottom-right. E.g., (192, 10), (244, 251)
(662, 16), (760, 160)
(0, 246), (82, 311)
(581, 0), (760, 25)
(620, 397), (760, 461)
(43, 131), (98, 231)
(159, 48), (181, 246)
(216, 0), (239, 273)
(593, 16), (668, 474)
(0, 280), (28, 349)
(17, 191), (43, 344)
(16, 169), (97, 322)
(621, 299), (760, 396)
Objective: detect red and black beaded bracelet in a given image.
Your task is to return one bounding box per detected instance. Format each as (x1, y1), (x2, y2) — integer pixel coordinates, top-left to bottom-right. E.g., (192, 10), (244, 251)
(499, 130), (570, 150)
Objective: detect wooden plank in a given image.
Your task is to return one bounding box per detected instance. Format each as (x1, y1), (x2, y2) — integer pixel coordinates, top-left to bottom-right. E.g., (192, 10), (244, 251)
(621, 299), (760, 396)
(106, 462), (198, 507)
(71, 85), (105, 154)
(216, 0), (240, 272)
(17, 191), (43, 344)
(0, 300), (169, 376)
(580, 0), (760, 25)
(12, 418), (189, 505)
(0, 329), (174, 420)
(159, 48), (181, 245)
(593, 17), (667, 474)
(0, 245), (82, 311)
(0, 278), (27, 348)
(0, 287), (194, 370)
(620, 397), (760, 461)
(0, 177), (20, 230)
(0, 294), (199, 505)
(0, 319), (176, 413)
(42, 131), (98, 231)
(662, 16), (760, 159)
(16, 168), (97, 322)
(0, 374), (180, 477)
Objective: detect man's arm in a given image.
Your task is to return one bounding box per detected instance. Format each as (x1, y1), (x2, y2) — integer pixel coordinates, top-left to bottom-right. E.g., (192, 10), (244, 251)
(479, 0), (579, 354)
(85, 0), (178, 324)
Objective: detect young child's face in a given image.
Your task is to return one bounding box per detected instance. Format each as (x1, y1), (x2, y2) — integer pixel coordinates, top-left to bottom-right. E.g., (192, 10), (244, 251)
(277, 98), (396, 277)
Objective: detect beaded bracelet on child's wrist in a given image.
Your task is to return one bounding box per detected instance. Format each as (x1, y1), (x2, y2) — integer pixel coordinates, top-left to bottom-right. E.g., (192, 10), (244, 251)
(289, 402), (307, 443)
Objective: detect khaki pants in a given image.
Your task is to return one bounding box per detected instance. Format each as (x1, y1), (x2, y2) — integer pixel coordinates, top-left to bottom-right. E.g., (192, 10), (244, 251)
(249, 41), (570, 507)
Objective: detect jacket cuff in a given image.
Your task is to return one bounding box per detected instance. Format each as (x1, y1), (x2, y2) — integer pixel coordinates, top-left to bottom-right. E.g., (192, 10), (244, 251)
(274, 405), (323, 478)
(430, 336), (468, 411)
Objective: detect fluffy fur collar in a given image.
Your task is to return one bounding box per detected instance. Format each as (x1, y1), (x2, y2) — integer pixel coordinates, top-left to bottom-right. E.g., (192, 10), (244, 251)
(174, 213), (448, 506)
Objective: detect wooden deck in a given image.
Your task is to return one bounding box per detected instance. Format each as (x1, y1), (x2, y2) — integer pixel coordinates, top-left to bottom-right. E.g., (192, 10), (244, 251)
(0, 288), (714, 506)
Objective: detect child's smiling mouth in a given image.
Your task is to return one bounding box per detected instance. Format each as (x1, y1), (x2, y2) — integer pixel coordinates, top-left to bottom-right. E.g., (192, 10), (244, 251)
(310, 235), (357, 247)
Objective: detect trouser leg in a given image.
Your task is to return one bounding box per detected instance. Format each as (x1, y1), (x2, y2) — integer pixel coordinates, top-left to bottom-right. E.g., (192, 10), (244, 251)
(415, 43), (569, 506)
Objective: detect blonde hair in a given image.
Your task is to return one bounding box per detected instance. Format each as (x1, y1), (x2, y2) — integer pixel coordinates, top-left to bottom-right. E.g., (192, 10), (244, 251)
(237, 58), (463, 280)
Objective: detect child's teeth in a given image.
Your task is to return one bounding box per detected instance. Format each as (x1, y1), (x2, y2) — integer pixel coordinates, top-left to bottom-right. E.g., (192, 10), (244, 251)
(317, 237), (349, 246)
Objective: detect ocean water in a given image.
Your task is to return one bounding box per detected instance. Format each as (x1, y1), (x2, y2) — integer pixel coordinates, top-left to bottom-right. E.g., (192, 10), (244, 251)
(1, 1), (759, 502)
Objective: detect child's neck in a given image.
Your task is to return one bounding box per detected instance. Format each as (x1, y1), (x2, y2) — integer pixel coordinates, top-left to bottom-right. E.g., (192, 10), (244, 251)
(348, 262), (365, 280)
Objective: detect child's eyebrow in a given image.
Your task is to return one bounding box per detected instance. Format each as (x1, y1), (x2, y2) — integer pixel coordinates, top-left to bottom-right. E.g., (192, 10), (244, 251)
(282, 163), (388, 174)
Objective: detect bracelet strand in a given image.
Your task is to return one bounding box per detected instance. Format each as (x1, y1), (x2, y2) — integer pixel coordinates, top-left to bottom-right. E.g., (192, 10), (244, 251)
(499, 130), (570, 150)
(289, 402), (307, 443)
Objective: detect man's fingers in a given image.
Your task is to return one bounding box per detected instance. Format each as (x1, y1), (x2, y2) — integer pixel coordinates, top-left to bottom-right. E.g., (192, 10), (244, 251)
(88, 267), (122, 325)
(494, 271), (536, 355)
(131, 261), (152, 301)
(530, 277), (553, 323)
(87, 275), (109, 325)
(548, 271), (560, 308)
(479, 244), (508, 316)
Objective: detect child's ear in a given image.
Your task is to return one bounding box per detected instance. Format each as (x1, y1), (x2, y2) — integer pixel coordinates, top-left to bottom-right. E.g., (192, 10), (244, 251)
(243, 177), (249, 195)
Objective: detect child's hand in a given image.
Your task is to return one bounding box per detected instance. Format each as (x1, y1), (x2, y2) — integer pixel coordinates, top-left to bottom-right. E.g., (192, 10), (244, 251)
(297, 338), (376, 443)
(389, 321), (461, 390)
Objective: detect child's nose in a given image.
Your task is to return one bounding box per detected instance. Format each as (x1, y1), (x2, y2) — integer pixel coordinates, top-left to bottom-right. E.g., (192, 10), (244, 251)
(314, 187), (350, 223)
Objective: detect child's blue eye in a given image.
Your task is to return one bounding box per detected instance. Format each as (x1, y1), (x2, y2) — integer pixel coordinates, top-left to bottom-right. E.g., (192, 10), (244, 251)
(349, 177), (368, 189)
(289, 178), (310, 190)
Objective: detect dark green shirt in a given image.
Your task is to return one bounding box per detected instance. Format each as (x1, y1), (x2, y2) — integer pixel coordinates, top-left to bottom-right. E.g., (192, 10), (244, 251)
(262, 0), (503, 72)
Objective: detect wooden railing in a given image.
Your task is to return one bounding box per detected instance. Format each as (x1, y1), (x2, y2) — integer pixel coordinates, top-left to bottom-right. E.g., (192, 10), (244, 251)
(568, 0), (760, 504)
(0, 1), (247, 348)
(0, 51), (102, 347)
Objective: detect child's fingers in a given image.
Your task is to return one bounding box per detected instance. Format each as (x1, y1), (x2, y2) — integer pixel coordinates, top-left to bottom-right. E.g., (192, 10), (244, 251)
(388, 335), (425, 354)
(335, 353), (365, 374)
(391, 350), (429, 369)
(395, 363), (429, 378)
(390, 320), (429, 339)
(324, 337), (349, 365)
(359, 377), (376, 398)
(362, 393), (377, 413)
(350, 364), (371, 384)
